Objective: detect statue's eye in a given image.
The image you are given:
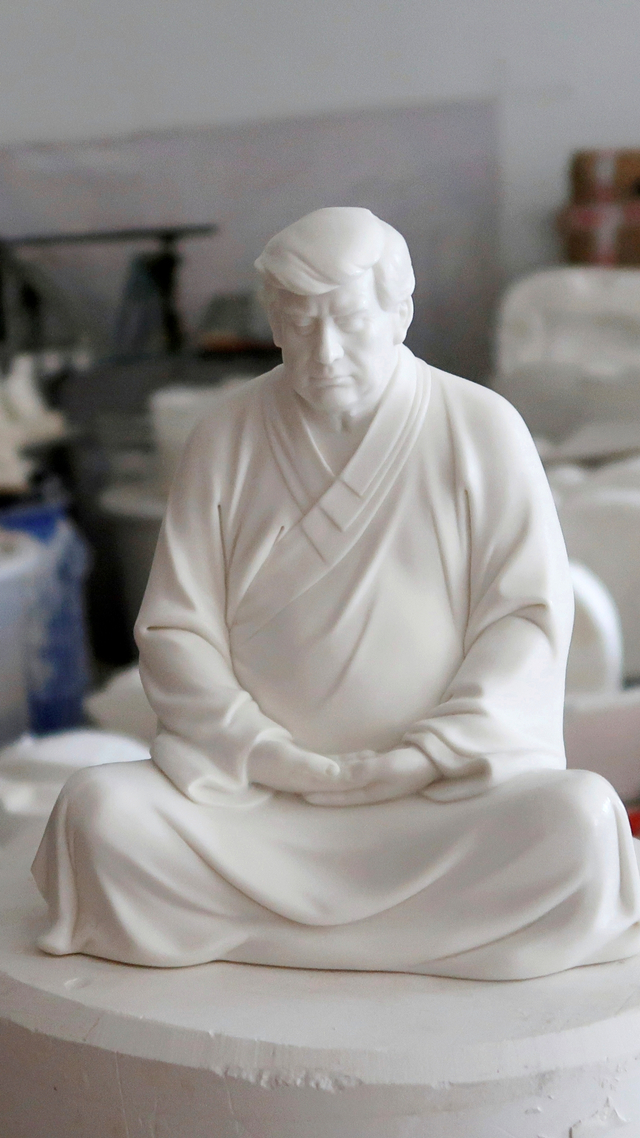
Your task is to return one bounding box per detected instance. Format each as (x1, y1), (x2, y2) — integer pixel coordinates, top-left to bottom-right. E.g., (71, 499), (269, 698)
(338, 316), (368, 333)
(290, 319), (314, 334)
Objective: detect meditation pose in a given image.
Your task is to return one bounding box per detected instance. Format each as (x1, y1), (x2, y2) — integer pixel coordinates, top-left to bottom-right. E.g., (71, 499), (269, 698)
(33, 208), (640, 979)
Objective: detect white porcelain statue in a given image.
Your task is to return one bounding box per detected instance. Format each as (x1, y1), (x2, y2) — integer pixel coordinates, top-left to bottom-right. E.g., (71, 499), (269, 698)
(33, 208), (640, 979)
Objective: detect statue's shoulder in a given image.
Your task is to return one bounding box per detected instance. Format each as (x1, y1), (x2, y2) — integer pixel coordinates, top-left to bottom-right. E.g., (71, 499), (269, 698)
(175, 369), (279, 483)
(426, 364), (532, 445)
(192, 368), (279, 442)
(207, 368), (275, 417)
(420, 363), (543, 494)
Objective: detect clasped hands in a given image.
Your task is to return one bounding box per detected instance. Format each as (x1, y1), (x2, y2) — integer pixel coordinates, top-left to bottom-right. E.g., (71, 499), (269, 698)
(248, 738), (438, 806)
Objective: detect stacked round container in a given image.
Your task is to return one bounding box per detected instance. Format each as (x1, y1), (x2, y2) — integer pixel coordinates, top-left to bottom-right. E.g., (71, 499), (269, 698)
(0, 528), (42, 746)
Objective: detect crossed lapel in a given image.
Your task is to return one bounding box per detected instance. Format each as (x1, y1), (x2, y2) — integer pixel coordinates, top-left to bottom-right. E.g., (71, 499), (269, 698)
(230, 348), (431, 647)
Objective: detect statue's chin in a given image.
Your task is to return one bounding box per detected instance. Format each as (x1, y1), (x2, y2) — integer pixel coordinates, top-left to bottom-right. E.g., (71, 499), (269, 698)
(299, 376), (391, 421)
(308, 385), (359, 416)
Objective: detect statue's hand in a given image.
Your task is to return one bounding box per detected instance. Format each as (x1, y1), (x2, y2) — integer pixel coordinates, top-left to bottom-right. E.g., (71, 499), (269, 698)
(248, 738), (376, 795)
(303, 747), (437, 806)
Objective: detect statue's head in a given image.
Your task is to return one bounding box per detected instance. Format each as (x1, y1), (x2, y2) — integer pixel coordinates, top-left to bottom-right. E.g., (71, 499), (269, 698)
(255, 208), (415, 417)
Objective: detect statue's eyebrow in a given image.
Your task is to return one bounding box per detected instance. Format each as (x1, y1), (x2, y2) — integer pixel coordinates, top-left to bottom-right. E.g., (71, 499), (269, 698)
(332, 301), (369, 317)
(281, 293), (370, 319)
(281, 300), (315, 318)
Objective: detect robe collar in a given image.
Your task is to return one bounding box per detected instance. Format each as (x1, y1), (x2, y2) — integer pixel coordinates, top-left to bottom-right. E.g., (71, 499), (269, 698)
(230, 348), (430, 646)
(263, 345), (423, 526)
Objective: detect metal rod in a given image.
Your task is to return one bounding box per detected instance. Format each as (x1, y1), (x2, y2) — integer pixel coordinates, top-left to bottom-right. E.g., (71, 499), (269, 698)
(3, 224), (217, 248)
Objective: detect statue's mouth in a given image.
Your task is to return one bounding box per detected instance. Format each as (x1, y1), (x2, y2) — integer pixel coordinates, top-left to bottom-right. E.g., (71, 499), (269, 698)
(312, 373), (352, 387)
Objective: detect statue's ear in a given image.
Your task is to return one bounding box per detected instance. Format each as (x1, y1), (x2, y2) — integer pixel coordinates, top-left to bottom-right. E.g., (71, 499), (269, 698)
(257, 282), (283, 347)
(267, 306), (283, 348)
(393, 298), (413, 344)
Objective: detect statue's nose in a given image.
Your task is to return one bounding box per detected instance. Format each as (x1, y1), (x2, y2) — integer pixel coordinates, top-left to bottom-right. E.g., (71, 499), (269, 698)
(315, 320), (344, 365)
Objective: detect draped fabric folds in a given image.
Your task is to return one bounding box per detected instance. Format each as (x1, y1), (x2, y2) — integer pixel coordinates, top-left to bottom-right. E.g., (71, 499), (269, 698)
(33, 350), (640, 977)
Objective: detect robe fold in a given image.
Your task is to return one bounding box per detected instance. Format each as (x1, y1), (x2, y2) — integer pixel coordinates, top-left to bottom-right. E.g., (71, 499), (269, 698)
(32, 348), (640, 977)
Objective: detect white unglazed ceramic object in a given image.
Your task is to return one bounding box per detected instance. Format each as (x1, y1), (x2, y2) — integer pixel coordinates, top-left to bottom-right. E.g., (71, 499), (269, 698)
(4, 843), (640, 1138)
(0, 729), (148, 847)
(84, 665), (157, 745)
(150, 380), (249, 492)
(588, 453), (640, 491)
(494, 267), (640, 439)
(545, 419), (640, 465)
(0, 529), (42, 745)
(565, 686), (640, 803)
(98, 481), (166, 630)
(0, 408), (30, 491)
(32, 208), (640, 983)
(2, 352), (66, 445)
(566, 561), (624, 695)
(548, 453), (640, 504)
(559, 486), (640, 678)
(546, 461), (588, 505)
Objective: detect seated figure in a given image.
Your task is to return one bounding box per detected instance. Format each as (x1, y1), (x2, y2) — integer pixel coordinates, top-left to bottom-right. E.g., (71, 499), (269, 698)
(33, 208), (640, 979)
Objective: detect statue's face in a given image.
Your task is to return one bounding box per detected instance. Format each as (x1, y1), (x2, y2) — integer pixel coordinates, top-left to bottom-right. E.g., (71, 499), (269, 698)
(272, 269), (406, 417)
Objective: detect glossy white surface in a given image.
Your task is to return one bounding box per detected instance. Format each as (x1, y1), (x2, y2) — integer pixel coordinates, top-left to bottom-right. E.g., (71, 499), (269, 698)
(87, 654), (639, 798)
(34, 209), (640, 980)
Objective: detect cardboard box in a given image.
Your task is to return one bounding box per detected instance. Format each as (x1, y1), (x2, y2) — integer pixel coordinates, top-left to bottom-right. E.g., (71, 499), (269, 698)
(559, 201), (640, 264)
(570, 150), (640, 204)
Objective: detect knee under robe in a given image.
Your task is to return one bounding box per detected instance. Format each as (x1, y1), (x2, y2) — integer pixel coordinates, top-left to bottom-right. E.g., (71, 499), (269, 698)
(33, 760), (640, 978)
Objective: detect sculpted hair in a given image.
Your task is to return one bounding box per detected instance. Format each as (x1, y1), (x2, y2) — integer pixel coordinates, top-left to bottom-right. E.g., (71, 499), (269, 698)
(254, 207), (415, 312)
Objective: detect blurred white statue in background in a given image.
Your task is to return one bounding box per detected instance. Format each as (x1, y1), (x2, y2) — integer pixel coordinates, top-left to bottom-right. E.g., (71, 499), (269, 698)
(33, 208), (640, 979)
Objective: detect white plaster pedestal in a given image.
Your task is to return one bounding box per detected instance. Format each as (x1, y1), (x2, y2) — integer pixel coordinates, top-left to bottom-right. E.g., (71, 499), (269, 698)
(2, 839), (640, 1138)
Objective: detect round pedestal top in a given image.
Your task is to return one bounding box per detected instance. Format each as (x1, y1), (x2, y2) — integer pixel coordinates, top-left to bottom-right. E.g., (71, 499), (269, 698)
(3, 835), (640, 1093)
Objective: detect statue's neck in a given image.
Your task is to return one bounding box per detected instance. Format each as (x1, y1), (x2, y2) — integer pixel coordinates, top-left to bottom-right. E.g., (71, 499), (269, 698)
(299, 398), (375, 476)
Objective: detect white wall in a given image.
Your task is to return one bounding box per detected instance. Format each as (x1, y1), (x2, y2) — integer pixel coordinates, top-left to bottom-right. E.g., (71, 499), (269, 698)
(2, 0), (640, 283)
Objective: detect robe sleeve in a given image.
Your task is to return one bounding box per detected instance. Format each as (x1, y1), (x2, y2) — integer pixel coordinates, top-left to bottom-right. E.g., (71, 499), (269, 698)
(134, 415), (291, 805)
(403, 387), (574, 801)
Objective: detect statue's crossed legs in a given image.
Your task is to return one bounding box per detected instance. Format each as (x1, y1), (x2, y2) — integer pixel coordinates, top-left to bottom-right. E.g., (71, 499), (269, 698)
(33, 759), (640, 979)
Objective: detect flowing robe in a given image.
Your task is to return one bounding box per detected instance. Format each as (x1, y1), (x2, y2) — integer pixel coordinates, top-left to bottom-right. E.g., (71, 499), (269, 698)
(33, 349), (640, 977)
